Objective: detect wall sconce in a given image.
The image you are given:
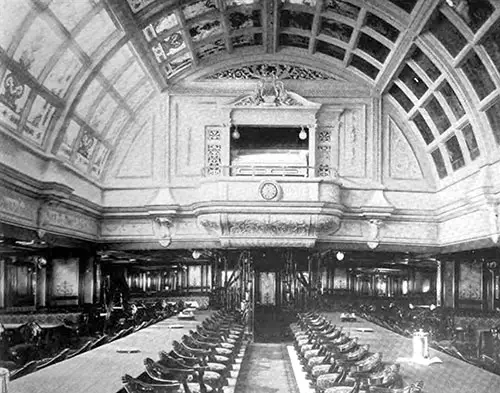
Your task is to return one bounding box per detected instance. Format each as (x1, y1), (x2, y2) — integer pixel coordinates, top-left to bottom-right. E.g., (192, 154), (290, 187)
(336, 251), (345, 261)
(231, 125), (240, 140)
(299, 126), (308, 140)
(192, 250), (201, 259)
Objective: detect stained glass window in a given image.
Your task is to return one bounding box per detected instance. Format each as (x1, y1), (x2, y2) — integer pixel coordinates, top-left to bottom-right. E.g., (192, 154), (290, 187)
(357, 33), (390, 63)
(411, 47), (441, 81)
(365, 13), (400, 42)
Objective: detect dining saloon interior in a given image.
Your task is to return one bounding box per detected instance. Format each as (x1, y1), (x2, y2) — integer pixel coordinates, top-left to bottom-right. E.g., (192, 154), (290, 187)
(2, 0), (500, 392)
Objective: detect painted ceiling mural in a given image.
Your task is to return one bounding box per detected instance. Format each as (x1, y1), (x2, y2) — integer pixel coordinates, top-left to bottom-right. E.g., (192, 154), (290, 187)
(0, 0), (499, 184)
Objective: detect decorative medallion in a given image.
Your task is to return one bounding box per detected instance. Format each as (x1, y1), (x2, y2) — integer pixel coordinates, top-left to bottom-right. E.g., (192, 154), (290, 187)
(204, 63), (339, 80)
(259, 181), (282, 201)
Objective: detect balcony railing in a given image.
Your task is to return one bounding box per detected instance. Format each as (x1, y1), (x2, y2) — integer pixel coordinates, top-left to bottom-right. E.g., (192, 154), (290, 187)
(202, 165), (317, 177)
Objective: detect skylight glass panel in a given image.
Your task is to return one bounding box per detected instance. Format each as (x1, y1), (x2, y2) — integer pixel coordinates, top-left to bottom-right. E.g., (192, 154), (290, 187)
(127, 0), (158, 14)
(389, 84), (413, 112)
(411, 48), (441, 81)
(0, 0), (31, 50)
(482, 26), (500, 74)
(183, 0), (217, 20)
(76, 79), (103, 118)
(127, 82), (152, 109)
(101, 45), (134, 80)
(431, 148), (448, 178)
(75, 10), (116, 55)
(447, 0), (493, 33)
(13, 16), (64, 78)
(279, 34), (309, 49)
(114, 63), (146, 97)
(388, 0), (418, 14)
(365, 13), (400, 42)
(462, 124), (480, 160)
(486, 100), (500, 145)
(24, 95), (56, 145)
(445, 135), (465, 170)
(461, 52), (494, 100)
(74, 129), (97, 168)
(91, 143), (110, 177)
(316, 40), (345, 60)
(105, 109), (130, 143)
(429, 11), (467, 57)
(357, 33), (390, 63)
(323, 0), (360, 20)
(425, 96), (450, 134)
(412, 112), (434, 144)
(190, 19), (223, 42)
(351, 54), (379, 79)
(44, 48), (82, 97)
(398, 65), (428, 99)
(90, 94), (118, 133)
(229, 9), (262, 31)
(320, 18), (353, 43)
(281, 10), (314, 31)
(439, 81), (465, 120)
(49, 0), (97, 32)
(58, 119), (81, 159)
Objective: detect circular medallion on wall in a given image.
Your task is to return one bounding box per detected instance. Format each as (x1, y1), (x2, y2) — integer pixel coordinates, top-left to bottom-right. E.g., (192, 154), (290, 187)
(258, 181), (282, 201)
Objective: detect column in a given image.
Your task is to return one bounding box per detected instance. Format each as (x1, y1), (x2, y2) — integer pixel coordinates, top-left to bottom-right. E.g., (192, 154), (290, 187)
(0, 258), (4, 308)
(436, 260), (442, 307)
(36, 265), (47, 307)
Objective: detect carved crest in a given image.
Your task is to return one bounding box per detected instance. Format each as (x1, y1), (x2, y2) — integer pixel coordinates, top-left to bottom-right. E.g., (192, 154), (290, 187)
(230, 75), (320, 109)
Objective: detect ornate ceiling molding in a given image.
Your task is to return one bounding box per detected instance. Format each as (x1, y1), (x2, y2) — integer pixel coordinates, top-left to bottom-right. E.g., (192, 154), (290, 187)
(203, 64), (342, 81)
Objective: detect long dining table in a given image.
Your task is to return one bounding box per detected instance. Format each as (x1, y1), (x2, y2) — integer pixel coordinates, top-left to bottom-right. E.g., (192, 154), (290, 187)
(323, 311), (500, 393)
(9, 310), (214, 393)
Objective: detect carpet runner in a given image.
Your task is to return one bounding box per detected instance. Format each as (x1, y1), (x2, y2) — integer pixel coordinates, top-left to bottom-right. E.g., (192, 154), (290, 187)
(234, 343), (300, 393)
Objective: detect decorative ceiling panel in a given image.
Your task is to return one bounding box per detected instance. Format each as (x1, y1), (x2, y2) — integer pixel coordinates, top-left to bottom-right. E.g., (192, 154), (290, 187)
(0, 70), (31, 131)
(58, 119), (81, 159)
(24, 95), (56, 145)
(182, 0), (218, 20)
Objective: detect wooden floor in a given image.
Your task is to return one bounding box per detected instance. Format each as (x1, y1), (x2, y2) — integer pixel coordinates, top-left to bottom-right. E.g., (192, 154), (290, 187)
(323, 312), (500, 393)
(9, 311), (214, 393)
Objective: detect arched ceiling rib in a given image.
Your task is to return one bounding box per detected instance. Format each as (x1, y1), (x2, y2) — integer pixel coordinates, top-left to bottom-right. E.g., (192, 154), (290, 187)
(0, 0), (499, 187)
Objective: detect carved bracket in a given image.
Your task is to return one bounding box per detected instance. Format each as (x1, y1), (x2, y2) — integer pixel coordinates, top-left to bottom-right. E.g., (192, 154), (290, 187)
(153, 216), (173, 248)
(367, 219), (384, 250)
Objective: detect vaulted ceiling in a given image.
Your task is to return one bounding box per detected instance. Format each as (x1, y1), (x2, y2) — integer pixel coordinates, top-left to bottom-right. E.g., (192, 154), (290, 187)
(1, 0), (500, 187)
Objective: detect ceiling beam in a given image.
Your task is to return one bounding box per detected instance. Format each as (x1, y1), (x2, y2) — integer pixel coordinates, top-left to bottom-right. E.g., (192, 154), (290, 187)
(373, 0), (441, 95)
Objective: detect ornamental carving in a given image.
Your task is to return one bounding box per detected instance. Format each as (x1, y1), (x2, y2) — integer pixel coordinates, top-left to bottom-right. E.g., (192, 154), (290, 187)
(40, 207), (97, 237)
(205, 64), (339, 80)
(259, 181), (282, 201)
(229, 219), (310, 236)
(154, 216), (173, 248)
(205, 126), (223, 176)
(233, 75), (302, 107)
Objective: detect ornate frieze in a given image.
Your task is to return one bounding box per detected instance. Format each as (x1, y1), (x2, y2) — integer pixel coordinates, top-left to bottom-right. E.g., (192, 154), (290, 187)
(40, 206), (98, 238)
(204, 64), (339, 80)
